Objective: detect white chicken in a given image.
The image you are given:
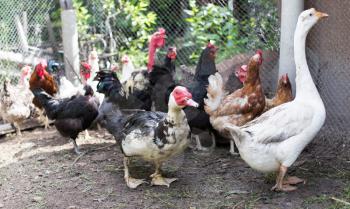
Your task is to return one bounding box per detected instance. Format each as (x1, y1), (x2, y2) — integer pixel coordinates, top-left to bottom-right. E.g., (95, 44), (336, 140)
(0, 66), (34, 136)
(120, 55), (136, 83)
(223, 8), (328, 192)
(57, 76), (84, 99)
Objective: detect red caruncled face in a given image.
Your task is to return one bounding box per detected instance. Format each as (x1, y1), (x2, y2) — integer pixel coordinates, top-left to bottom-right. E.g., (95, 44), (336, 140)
(151, 28), (166, 48)
(167, 47), (177, 60)
(35, 62), (47, 79)
(172, 86), (198, 107)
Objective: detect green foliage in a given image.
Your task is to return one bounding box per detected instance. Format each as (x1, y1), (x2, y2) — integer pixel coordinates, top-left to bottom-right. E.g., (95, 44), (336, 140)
(114, 0), (157, 66)
(183, 0), (279, 63)
(184, 0), (241, 63)
(72, 0), (92, 40)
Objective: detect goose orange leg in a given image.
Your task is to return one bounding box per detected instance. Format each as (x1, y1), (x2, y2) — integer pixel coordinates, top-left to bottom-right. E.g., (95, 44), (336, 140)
(271, 165), (298, 192)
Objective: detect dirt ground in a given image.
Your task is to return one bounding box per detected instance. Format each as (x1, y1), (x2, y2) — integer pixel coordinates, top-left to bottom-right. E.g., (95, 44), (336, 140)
(0, 127), (349, 209)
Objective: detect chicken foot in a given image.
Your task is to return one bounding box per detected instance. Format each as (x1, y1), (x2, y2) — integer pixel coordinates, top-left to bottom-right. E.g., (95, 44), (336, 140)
(271, 165), (299, 192)
(38, 109), (49, 129)
(123, 157), (147, 189)
(150, 161), (177, 187)
(71, 139), (82, 155)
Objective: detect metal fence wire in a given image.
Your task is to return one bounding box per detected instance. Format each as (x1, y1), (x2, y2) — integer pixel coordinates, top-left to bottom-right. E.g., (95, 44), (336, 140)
(0, 0), (56, 83)
(0, 0), (349, 157)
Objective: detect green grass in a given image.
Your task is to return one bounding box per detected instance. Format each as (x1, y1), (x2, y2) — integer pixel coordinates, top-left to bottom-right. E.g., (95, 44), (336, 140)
(302, 185), (350, 209)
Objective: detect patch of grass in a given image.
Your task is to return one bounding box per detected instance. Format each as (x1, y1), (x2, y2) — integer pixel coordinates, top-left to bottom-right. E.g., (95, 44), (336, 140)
(303, 194), (329, 205)
(329, 185), (350, 209)
(302, 185), (350, 209)
(264, 172), (277, 184)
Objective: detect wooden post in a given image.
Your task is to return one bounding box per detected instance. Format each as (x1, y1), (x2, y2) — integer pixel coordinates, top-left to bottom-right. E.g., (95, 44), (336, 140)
(60, 0), (80, 82)
(278, 0), (304, 95)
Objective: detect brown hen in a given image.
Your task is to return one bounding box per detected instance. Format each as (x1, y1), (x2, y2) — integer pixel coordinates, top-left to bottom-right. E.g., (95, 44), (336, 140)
(204, 50), (265, 154)
(264, 73), (293, 112)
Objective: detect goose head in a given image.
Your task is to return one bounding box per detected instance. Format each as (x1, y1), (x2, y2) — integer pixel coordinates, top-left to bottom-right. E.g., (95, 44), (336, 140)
(168, 86), (199, 110)
(297, 8), (328, 34)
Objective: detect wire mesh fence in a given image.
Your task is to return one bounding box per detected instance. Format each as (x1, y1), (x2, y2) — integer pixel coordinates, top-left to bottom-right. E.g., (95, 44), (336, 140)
(0, 0), (349, 156)
(0, 0), (57, 83)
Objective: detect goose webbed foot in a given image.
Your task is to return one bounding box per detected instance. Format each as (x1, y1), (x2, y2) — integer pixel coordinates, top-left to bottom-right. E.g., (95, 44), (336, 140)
(125, 177), (147, 189)
(151, 174), (177, 187)
(271, 165), (301, 192)
(283, 176), (306, 185)
(150, 161), (177, 187)
(123, 157), (147, 189)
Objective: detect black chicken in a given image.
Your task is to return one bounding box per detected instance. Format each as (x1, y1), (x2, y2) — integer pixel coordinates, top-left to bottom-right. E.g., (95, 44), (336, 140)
(31, 85), (99, 154)
(149, 47), (177, 112)
(149, 42), (219, 151)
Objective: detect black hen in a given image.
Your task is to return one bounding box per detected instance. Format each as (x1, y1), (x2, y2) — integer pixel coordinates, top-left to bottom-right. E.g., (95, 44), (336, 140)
(150, 42), (219, 151)
(95, 71), (152, 110)
(149, 47), (177, 112)
(94, 71), (150, 141)
(31, 85), (99, 154)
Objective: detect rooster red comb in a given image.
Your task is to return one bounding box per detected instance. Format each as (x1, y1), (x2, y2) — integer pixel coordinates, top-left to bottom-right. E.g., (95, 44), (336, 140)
(256, 49), (263, 56)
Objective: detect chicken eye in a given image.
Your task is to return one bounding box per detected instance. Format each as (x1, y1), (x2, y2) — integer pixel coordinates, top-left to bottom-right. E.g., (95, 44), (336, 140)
(309, 13), (313, 16)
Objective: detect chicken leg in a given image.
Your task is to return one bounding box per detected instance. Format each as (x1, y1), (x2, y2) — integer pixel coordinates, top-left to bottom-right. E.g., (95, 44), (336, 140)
(71, 139), (82, 155)
(12, 122), (22, 136)
(194, 134), (208, 151)
(123, 157), (147, 189)
(271, 165), (298, 192)
(229, 140), (239, 155)
(150, 161), (177, 187)
(193, 132), (216, 152)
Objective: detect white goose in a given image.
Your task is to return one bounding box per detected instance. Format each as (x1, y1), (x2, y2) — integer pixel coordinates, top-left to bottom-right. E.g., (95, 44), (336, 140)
(224, 8), (328, 192)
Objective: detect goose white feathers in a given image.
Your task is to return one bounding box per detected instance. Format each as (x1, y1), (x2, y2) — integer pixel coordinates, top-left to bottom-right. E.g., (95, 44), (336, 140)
(224, 8), (328, 192)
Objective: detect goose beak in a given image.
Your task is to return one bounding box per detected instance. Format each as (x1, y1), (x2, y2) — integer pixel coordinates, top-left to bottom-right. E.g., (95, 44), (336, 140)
(315, 11), (329, 19)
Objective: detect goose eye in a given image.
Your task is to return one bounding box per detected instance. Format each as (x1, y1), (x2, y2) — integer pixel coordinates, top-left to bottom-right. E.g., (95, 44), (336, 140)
(309, 13), (313, 16)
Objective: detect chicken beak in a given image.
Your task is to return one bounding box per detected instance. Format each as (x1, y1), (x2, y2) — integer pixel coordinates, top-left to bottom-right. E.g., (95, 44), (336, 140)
(315, 11), (329, 19)
(186, 99), (199, 108)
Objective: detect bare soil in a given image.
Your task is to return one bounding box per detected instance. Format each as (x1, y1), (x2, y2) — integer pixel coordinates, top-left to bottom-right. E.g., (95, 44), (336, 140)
(0, 127), (349, 209)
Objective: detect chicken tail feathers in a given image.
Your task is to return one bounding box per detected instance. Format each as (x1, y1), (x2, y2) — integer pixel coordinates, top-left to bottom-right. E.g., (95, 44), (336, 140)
(31, 88), (60, 120)
(204, 72), (225, 115)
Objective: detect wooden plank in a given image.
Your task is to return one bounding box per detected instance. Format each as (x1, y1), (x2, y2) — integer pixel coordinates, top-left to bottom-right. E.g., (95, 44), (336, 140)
(0, 118), (54, 136)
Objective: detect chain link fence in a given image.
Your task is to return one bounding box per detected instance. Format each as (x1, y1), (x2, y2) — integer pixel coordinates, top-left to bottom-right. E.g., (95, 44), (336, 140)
(71, 0), (280, 95)
(0, 0), (348, 157)
(305, 0), (350, 158)
(0, 0), (57, 83)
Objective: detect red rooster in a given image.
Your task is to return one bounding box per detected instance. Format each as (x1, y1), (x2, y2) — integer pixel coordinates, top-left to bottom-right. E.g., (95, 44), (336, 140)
(29, 61), (58, 128)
